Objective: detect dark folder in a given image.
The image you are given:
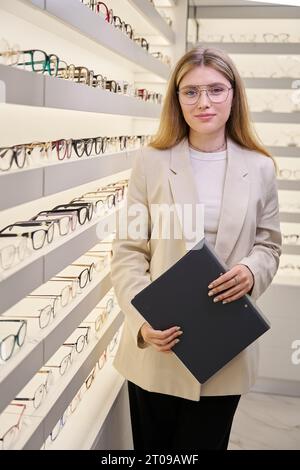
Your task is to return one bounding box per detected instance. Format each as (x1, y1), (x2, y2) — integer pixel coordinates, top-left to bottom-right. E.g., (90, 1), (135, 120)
(131, 238), (270, 384)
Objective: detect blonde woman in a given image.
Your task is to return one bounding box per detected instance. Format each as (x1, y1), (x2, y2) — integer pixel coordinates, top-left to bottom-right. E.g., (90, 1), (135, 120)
(111, 46), (282, 450)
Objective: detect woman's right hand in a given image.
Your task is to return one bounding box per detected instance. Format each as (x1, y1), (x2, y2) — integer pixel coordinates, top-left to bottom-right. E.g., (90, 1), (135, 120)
(140, 322), (183, 353)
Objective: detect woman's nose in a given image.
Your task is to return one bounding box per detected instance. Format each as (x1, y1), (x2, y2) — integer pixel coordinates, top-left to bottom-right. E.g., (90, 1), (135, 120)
(196, 90), (211, 108)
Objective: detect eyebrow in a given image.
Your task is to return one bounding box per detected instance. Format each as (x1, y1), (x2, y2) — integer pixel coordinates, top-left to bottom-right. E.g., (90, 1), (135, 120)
(180, 82), (226, 88)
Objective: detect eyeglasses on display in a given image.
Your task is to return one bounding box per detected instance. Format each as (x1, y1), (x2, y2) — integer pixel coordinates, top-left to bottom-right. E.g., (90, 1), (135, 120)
(282, 233), (300, 244)
(279, 169), (300, 180)
(0, 238), (28, 271)
(14, 370), (53, 409)
(0, 320), (27, 362)
(5, 296), (59, 330)
(46, 348), (75, 376)
(28, 278), (78, 309)
(0, 404), (26, 450)
(64, 326), (91, 353)
(54, 263), (96, 290)
(0, 135), (152, 173)
(0, 221), (55, 251)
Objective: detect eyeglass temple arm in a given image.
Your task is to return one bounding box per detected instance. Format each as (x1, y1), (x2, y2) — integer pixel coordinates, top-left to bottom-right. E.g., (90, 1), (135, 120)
(0, 319), (26, 323)
(54, 276), (79, 280)
(13, 397), (32, 402)
(11, 221), (51, 227)
(5, 315), (40, 319)
(0, 232), (27, 238)
(28, 294), (60, 298)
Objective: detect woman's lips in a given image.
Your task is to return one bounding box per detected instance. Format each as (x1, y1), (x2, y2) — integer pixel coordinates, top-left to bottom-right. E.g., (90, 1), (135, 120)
(194, 114), (216, 121)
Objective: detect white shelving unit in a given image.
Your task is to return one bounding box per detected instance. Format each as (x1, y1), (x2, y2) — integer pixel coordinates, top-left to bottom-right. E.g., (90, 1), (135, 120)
(280, 212), (300, 224)
(0, 209), (119, 314)
(268, 146), (299, 158)
(127, 0), (175, 44)
(0, 0), (187, 449)
(14, 310), (124, 450)
(45, 353), (127, 450)
(0, 268), (112, 415)
(0, 147), (135, 211)
(188, 1), (300, 397)
(0, 65), (162, 117)
(0, 0), (171, 80)
(188, 41), (300, 55)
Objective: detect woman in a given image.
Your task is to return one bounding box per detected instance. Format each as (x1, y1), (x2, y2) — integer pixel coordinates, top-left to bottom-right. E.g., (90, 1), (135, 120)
(110, 46), (282, 450)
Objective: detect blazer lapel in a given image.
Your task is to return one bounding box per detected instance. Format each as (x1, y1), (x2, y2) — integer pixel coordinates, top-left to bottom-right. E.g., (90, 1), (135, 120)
(168, 137), (250, 262)
(214, 138), (250, 263)
(168, 138), (203, 250)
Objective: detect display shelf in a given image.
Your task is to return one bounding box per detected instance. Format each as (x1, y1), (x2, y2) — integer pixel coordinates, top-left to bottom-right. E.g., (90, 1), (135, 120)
(0, 65), (161, 117)
(0, 64), (44, 107)
(277, 180), (300, 191)
(280, 212), (300, 223)
(191, 5), (300, 19)
(187, 41), (300, 55)
(251, 112), (300, 124)
(252, 377), (300, 398)
(269, 146), (300, 158)
(43, 268), (112, 360)
(45, 0), (170, 79)
(244, 78), (298, 90)
(0, 269), (112, 415)
(44, 73), (161, 116)
(256, 282), (300, 396)
(0, 257), (44, 317)
(155, 0), (177, 6)
(46, 359), (125, 450)
(0, 0), (170, 81)
(17, 309), (124, 450)
(0, 339), (44, 417)
(0, 209), (118, 315)
(273, 272), (300, 287)
(281, 245), (300, 256)
(0, 168), (44, 212)
(0, 80), (5, 103)
(44, 151), (134, 196)
(127, 0), (175, 44)
(0, 149), (134, 211)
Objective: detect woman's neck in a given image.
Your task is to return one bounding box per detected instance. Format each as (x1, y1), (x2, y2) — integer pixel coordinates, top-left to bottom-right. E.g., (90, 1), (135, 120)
(189, 131), (227, 153)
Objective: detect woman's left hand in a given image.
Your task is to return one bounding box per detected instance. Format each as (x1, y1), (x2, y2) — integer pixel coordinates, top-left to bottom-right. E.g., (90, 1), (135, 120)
(207, 264), (254, 304)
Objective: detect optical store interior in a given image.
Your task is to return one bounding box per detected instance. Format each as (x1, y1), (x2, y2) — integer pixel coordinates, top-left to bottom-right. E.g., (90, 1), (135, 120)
(0, 0), (300, 451)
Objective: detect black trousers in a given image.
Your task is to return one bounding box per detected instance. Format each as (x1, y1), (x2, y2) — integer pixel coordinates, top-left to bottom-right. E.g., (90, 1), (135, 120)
(127, 381), (240, 450)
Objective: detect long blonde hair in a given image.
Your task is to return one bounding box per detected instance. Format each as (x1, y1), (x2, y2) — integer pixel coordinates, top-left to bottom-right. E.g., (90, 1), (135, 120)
(150, 46), (277, 170)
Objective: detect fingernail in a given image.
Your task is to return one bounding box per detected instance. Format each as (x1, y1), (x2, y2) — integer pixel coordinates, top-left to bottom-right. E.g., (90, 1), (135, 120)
(208, 291), (213, 297)
(208, 283), (213, 289)
(175, 339), (180, 343)
(178, 331), (183, 336)
(223, 300), (228, 304)
(213, 298), (219, 303)
(176, 327), (181, 331)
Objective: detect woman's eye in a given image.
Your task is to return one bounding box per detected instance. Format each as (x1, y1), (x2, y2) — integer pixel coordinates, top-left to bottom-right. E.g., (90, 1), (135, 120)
(185, 90), (197, 96)
(210, 87), (225, 94)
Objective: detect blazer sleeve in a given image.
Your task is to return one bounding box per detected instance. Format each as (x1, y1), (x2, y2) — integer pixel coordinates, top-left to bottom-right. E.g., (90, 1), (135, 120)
(238, 158), (282, 301)
(110, 148), (151, 348)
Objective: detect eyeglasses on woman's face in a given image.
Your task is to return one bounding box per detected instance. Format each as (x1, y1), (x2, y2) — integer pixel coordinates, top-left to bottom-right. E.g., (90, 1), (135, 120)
(178, 83), (233, 105)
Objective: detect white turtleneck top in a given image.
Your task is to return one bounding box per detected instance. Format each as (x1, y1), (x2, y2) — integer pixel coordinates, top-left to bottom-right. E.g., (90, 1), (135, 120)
(189, 147), (227, 249)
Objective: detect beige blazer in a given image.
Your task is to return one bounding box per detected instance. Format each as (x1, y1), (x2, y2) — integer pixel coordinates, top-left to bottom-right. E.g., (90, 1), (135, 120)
(111, 137), (282, 401)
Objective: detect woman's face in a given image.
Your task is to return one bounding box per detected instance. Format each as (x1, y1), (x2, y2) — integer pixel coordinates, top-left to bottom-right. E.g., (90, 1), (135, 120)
(178, 65), (234, 136)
